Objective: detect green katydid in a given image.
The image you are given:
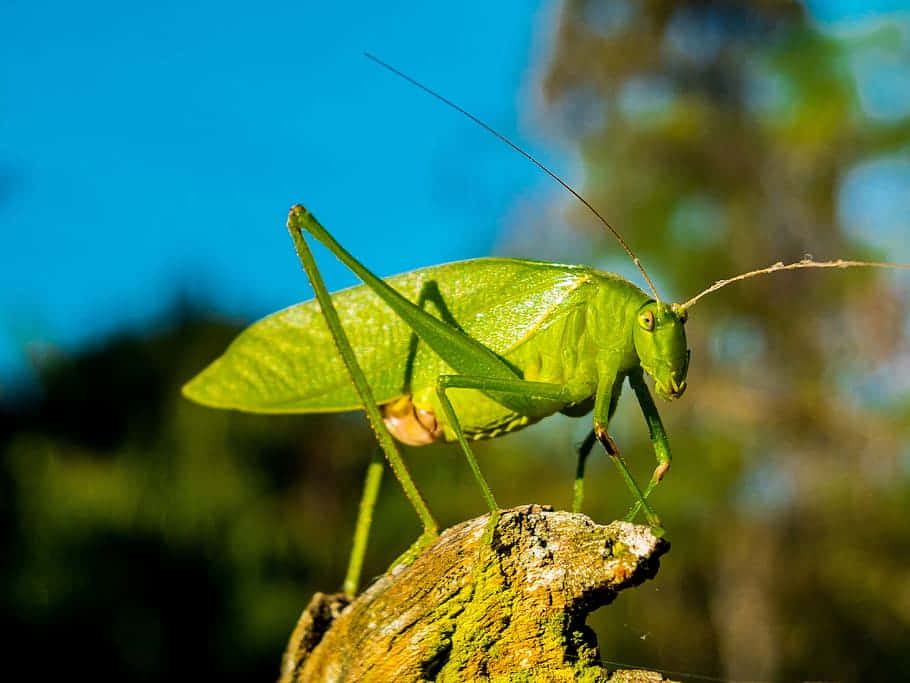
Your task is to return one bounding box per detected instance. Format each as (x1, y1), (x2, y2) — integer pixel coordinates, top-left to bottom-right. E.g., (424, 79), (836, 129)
(181, 57), (910, 596)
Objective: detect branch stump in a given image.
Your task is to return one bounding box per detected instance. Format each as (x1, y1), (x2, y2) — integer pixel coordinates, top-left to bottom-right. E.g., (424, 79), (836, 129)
(280, 505), (673, 682)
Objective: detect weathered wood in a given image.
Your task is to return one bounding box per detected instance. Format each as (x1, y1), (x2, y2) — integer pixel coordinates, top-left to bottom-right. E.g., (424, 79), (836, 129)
(280, 505), (673, 682)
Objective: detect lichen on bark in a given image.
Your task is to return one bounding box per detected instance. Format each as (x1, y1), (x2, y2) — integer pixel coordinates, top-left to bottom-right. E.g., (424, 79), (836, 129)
(280, 505), (674, 682)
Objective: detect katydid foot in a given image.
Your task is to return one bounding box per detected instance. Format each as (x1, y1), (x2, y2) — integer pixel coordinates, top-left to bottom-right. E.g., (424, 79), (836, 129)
(388, 528), (439, 572)
(594, 425), (666, 535)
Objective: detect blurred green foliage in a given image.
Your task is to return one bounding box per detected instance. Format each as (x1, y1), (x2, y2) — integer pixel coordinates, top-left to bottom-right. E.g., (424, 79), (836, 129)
(531, 1), (910, 680)
(3, 1), (910, 681)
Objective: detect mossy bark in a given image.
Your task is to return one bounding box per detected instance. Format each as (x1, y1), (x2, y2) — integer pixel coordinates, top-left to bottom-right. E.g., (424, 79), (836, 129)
(280, 505), (674, 682)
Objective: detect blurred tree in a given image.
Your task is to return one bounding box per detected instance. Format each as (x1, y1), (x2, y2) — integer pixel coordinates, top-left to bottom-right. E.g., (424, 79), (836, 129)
(517, 0), (910, 680)
(0, 315), (397, 681)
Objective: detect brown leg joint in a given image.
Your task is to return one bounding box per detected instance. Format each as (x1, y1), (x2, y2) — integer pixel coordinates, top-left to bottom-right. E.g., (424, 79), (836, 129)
(594, 425), (619, 456)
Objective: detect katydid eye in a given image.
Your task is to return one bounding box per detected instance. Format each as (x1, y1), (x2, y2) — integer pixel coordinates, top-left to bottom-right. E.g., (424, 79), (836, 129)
(639, 310), (655, 331)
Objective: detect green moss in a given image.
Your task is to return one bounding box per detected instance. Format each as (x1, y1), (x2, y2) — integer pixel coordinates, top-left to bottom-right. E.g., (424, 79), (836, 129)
(432, 545), (618, 681)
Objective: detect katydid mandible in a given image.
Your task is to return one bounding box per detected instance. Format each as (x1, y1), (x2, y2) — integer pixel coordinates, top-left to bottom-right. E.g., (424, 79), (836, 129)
(181, 58), (910, 595)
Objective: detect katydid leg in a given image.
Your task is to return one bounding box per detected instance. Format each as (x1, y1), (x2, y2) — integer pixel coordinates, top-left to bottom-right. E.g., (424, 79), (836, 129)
(573, 429), (597, 513)
(592, 366), (662, 528)
(623, 369), (672, 523)
(435, 374), (580, 518)
(403, 279), (467, 395)
(288, 207), (527, 408)
(288, 212), (439, 554)
(595, 428), (661, 528)
(343, 448), (384, 596)
(576, 382), (623, 513)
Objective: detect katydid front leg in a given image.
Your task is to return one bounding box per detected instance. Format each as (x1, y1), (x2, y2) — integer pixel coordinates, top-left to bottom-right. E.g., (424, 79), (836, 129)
(575, 375), (624, 513)
(592, 355), (663, 530)
(624, 368), (672, 523)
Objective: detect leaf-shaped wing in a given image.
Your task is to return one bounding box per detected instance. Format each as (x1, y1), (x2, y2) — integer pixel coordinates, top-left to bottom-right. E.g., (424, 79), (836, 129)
(182, 258), (595, 413)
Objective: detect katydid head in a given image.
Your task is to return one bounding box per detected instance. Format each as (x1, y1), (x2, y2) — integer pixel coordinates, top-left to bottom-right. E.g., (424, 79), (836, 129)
(633, 302), (690, 400)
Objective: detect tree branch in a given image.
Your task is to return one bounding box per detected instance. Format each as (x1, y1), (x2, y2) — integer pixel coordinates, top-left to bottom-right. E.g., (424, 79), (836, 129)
(280, 505), (673, 682)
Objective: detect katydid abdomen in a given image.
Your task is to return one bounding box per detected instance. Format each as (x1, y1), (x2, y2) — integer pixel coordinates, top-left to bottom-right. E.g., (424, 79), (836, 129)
(183, 256), (650, 442)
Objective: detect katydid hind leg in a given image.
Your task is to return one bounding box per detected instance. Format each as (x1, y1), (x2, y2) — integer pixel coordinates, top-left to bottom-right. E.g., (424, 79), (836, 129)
(289, 206), (567, 551)
(402, 279), (467, 395)
(288, 206), (526, 403)
(287, 208), (439, 562)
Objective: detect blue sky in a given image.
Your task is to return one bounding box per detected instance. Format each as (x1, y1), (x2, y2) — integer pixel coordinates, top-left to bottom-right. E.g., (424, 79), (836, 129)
(1, 0), (908, 390)
(1, 1), (566, 389)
